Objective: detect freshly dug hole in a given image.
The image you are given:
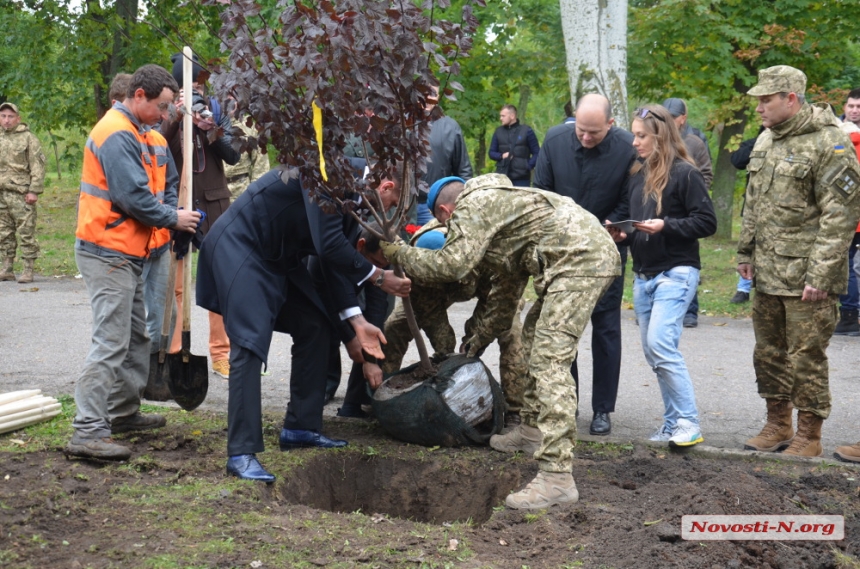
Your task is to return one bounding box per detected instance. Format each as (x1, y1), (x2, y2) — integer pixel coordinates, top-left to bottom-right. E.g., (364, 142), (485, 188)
(279, 451), (525, 524)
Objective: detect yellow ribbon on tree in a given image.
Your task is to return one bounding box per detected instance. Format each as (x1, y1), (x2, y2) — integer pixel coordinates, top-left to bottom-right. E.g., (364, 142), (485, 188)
(312, 100), (328, 182)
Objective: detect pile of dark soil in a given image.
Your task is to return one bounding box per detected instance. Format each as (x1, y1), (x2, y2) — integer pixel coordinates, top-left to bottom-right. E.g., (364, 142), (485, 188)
(1, 414), (858, 568)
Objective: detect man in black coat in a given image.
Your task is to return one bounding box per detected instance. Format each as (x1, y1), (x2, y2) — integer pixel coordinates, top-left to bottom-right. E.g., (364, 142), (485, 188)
(196, 168), (410, 482)
(489, 104), (540, 187)
(533, 93), (637, 436)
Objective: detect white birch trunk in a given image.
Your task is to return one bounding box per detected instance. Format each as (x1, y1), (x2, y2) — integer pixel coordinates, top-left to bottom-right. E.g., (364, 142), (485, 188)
(559, 0), (629, 129)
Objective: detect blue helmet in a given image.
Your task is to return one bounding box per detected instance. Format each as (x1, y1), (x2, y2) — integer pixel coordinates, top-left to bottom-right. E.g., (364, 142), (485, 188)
(427, 176), (466, 214)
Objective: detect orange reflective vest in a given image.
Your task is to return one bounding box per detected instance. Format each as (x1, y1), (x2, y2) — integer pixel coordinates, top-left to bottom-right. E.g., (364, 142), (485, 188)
(76, 108), (170, 260)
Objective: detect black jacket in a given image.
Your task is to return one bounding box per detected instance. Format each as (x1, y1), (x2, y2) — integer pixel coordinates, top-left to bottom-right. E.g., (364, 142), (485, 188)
(533, 124), (636, 222)
(195, 169), (375, 362)
(424, 116), (473, 184)
(622, 159), (717, 274)
(489, 121), (540, 182)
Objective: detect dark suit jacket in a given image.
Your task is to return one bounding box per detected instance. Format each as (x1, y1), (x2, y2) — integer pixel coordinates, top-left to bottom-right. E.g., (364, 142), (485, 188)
(196, 169), (375, 362)
(303, 187), (376, 316)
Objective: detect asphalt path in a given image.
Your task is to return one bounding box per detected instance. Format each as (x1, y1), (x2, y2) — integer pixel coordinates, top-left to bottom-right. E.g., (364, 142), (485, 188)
(2, 275), (859, 453)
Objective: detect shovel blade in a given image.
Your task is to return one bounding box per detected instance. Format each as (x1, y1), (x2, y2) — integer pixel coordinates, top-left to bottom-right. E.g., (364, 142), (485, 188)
(143, 353), (173, 401)
(166, 351), (209, 411)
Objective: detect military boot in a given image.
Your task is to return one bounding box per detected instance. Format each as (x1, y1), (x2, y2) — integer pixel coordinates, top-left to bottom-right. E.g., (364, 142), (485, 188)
(744, 398), (794, 452)
(782, 411), (824, 457)
(834, 309), (860, 336)
(16, 259), (34, 284)
(505, 471), (579, 509)
(834, 441), (860, 463)
(0, 257), (14, 281)
(489, 424), (543, 455)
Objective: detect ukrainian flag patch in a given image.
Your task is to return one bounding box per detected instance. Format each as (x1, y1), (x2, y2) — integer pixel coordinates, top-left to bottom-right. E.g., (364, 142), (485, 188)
(834, 145), (846, 154)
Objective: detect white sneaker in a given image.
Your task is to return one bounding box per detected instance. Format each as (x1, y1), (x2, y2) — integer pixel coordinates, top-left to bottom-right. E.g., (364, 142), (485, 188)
(669, 418), (703, 447)
(648, 425), (672, 442)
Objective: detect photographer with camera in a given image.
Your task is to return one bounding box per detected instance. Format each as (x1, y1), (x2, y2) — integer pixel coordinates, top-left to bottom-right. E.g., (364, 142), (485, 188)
(160, 53), (241, 379)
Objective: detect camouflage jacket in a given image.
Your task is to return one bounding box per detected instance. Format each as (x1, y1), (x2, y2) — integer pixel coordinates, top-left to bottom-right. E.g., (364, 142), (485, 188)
(224, 119), (271, 201)
(409, 219), (515, 347)
(389, 173), (621, 350)
(738, 104), (860, 295)
(0, 123), (46, 194)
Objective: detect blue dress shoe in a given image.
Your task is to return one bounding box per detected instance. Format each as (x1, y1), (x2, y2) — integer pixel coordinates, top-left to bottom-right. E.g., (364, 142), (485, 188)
(226, 454), (276, 483)
(279, 428), (348, 450)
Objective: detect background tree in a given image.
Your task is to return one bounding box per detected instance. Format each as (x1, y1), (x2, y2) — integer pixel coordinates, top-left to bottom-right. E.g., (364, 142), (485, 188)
(436, 0), (567, 172)
(559, 0), (629, 129)
(629, 0), (860, 239)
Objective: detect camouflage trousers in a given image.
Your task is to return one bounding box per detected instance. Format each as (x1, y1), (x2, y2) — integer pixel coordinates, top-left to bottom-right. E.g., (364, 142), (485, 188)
(381, 290), (527, 412)
(0, 190), (39, 259)
(752, 291), (837, 419)
(520, 276), (613, 473)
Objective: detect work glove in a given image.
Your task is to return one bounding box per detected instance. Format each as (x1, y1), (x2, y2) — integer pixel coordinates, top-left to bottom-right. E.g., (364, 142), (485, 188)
(172, 208), (207, 260)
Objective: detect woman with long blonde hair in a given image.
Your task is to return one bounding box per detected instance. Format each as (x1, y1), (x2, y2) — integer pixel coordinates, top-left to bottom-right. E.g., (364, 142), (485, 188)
(609, 104), (717, 447)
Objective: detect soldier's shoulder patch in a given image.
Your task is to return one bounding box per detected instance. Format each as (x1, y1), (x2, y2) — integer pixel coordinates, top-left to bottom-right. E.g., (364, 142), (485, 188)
(823, 163), (860, 202)
(834, 145), (846, 155)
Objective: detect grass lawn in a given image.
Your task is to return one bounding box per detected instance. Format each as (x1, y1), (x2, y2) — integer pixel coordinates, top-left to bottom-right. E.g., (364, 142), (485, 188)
(28, 172), (78, 277)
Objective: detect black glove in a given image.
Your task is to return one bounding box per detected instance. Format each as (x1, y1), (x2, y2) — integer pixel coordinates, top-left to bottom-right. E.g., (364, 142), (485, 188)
(172, 208), (206, 260)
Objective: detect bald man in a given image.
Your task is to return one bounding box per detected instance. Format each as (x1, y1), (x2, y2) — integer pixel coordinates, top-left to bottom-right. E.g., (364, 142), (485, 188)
(533, 93), (638, 437)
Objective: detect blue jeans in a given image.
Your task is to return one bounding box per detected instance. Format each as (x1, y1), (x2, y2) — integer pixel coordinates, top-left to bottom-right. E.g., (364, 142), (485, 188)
(142, 251), (175, 353)
(633, 266), (700, 430)
(737, 275), (752, 293)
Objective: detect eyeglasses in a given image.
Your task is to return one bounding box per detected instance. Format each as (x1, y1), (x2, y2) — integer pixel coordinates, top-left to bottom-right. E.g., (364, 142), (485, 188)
(635, 108), (666, 122)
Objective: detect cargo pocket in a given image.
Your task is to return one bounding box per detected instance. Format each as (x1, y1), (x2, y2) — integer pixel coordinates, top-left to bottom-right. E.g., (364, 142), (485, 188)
(773, 239), (812, 291)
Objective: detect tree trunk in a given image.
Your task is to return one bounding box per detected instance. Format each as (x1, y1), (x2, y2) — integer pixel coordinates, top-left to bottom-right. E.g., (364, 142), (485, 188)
(47, 131), (61, 179)
(91, 0), (139, 118)
(711, 109), (747, 240)
(517, 84), (531, 122)
(475, 125), (486, 174)
(559, 0), (628, 129)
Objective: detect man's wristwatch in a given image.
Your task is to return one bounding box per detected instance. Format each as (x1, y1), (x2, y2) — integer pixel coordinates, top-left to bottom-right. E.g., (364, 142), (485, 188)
(373, 269), (386, 287)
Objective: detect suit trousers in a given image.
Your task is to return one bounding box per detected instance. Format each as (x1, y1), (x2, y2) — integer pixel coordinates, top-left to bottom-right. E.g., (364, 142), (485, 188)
(570, 280), (623, 414)
(226, 282), (331, 456)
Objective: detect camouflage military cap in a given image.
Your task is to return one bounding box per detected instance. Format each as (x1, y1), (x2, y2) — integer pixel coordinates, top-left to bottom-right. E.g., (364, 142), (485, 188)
(0, 102), (19, 114)
(748, 65), (807, 97)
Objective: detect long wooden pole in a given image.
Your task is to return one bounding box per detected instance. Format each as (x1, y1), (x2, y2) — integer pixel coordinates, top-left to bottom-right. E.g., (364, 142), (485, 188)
(181, 47), (194, 352)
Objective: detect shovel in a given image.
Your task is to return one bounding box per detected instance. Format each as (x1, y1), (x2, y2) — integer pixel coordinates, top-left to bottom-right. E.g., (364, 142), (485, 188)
(165, 46), (209, 411)
(143, 252), (178, 401)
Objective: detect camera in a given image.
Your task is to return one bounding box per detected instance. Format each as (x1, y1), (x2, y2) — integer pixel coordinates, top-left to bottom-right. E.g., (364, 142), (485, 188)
(191, 93), (213, 120)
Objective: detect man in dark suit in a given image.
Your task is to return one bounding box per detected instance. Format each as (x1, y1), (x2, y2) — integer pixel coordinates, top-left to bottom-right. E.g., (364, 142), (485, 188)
(196, 168), (410, 482)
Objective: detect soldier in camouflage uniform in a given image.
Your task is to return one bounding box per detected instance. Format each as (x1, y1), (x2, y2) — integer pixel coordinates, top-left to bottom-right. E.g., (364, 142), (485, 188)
(382, 219), (527, 419)
(0, 102), (46, 283)
(738, 66), (860, 458)
(381, 173), (620, 509)
(225, 118), (271, 203)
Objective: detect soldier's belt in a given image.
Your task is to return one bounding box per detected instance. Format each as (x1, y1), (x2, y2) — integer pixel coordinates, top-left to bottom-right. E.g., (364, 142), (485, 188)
(226, 173), (251, 185)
